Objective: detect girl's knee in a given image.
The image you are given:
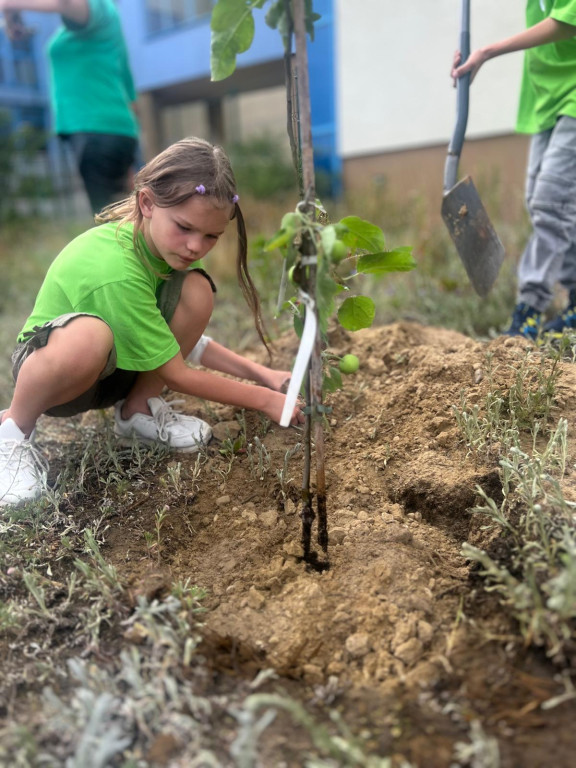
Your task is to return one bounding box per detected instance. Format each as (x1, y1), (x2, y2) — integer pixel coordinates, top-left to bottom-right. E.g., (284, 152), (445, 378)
(48, 316), (113, 366)
(178, 270), (215, 318)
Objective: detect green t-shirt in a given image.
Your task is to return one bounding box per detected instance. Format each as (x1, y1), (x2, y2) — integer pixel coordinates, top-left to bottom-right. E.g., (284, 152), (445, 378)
(517, 0), (576, 133)
(47, 0), (139, 137)
(19, 223), (180, 372)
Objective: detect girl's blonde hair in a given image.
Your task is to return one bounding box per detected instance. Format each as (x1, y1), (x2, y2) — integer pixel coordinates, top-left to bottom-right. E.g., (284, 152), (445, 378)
(96, 136), (268, 350)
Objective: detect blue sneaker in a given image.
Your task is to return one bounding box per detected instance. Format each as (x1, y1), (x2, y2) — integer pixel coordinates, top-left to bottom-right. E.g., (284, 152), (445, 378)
(502, 303), (542, 341)
(543, 289), (576, 334)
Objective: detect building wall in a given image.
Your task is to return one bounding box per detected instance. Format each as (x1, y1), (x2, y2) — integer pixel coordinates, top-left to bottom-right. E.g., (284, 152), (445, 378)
(0, 12), (58, 126)
(121, 0), (283, 92)
(335, 0), (527, 212)
(121, 0), (339, 191)
(335, 0), (525, 156)
(343, 133), (530, 222)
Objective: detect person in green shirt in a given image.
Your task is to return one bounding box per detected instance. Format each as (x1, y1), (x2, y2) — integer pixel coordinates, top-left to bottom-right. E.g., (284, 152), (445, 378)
(1, 0), (139, 214)
(0, 137), (304, 507)
(452, 0), (576, 339)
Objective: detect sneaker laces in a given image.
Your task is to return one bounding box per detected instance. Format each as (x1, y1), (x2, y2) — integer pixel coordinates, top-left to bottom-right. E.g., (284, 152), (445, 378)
(0, 438), (48, 493)
(152, 398), (189, 442)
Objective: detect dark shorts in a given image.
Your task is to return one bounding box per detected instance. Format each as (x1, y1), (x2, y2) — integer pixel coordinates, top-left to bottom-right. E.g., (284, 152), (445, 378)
(63, 132), (139, 215)
(11, 269), (216, 417)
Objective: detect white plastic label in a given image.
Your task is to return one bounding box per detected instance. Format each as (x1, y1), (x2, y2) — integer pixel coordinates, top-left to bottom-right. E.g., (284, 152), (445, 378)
(280, 290), (317, 427)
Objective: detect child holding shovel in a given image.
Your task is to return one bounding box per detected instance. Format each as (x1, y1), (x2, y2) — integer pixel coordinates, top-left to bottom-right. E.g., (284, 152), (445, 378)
(452, 0), (576, 340)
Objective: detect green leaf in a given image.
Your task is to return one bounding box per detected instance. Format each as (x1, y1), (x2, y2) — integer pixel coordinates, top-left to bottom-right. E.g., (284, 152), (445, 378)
(316, 254), (345, 335)
(337, 296), (375, 331)
(266, 0), (320, 46)
(320, 224), (337, 258)
(210, 0), (266, 81)
(265, 0), (292, 49)
(323, 365), (343, 393)
(338, 216), (386, 254)
(357, 247), (416, 275)
(305, 0), (321, 40)
(263, 227), (295, 252)
(293, 306), (304, 339)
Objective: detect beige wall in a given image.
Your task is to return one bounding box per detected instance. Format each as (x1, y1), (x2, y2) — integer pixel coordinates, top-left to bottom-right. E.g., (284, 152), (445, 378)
(335, 0), (525, 157)
(343, 133), (530, 223)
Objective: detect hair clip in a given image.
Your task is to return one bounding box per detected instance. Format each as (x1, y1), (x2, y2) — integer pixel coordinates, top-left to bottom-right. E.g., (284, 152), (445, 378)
(232, 194), (239, 204)
(195, 184), (206, 195)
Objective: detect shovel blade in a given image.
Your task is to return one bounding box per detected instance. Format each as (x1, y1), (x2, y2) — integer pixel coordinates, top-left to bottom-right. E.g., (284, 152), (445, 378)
(441, 175), (505, 297)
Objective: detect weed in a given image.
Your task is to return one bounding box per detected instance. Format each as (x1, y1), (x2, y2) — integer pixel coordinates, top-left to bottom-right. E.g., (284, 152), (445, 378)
(453, 348), (561, 457)
(463, 419), (576, 662)
(276, 442), (302, 502)
(230, 693), (412, 768)
(452, 719), (500, 768)
(247, 436), (271, 481)
(0, 600), (20, 631)
(21, 570), (53, 619)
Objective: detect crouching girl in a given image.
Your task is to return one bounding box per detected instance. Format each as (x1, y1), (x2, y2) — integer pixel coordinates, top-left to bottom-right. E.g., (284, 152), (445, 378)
(0, 137), (303, 507)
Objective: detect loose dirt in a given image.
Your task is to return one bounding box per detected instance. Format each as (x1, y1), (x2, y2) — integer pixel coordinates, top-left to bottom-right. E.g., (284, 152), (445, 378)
(21, 322), (576, 765)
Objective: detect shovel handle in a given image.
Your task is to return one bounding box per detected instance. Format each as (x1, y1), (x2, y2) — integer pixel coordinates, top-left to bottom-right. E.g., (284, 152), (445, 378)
(444, 0), (471, 192)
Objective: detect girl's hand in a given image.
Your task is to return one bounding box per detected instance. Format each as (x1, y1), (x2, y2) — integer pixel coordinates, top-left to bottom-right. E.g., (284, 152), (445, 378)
(263, 390), (305, 427)
(259, 368), (292, 394)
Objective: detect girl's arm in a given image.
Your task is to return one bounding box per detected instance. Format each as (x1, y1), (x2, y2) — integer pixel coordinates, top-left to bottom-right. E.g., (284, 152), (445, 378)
(452, 18), (576, 83)
(158, 354), (303, 427)
(0, 0), (88, 25)
(195, 339), (291, 393)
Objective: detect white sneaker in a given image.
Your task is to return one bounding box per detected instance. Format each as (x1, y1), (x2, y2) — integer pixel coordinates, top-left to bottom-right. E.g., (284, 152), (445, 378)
(114, 397), (212, 453)
(0, 418), (48, 508)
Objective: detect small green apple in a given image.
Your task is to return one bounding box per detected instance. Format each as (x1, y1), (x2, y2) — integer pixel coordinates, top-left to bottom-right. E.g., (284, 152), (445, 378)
(330, 239), (348, 262)
(339, 354), (360, 374)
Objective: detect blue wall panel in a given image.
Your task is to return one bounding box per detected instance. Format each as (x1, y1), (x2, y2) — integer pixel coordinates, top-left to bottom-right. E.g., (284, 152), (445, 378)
(307, 0), (340, 195)
(121, 0), (284, 91)
(118, 0), (339, 194)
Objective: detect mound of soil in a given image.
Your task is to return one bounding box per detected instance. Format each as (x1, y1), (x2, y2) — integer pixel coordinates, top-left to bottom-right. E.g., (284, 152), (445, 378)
(34, 322), (576, 765)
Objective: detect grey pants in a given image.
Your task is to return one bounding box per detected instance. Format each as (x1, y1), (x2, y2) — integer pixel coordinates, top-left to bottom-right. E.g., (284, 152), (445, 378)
(518, 115), (576, 312)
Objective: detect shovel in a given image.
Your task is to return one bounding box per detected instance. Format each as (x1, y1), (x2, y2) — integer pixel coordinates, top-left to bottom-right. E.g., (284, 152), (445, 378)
(441, 0), (505, 297)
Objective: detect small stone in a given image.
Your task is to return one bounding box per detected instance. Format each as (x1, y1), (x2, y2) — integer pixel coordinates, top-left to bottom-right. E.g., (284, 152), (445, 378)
(283, 540), (303, 558)
(241, 509), (258, 522)
(259, 509), (278, 527)
(302, 663), (324, 684)
(345, 632), (371, 659)
(216, 495), (231, 506)
(328, 527), (347, 545)
(394, 638), (424, 666)
(417, 620), (434, 645)
(246, 586), (266, 610)
(436, 431), (453, 448)
(123, 622), (148, 644)
(212, 421), (242, 441)
(146, 732), (182, 764)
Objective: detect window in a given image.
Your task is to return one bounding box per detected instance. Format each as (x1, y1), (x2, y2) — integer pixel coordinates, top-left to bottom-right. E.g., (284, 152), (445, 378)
(17, 105), (46, 131)
(146, 0), (214, 34)
(12, 37), (38, 88)
(0, 33), (6, 83)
